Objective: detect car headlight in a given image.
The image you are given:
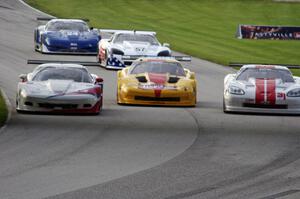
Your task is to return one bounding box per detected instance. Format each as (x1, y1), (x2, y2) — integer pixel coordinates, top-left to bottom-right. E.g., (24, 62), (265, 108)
(287, 88), (300, 97)
(228, 86), (245, 95)
(20, 90), (27, 98)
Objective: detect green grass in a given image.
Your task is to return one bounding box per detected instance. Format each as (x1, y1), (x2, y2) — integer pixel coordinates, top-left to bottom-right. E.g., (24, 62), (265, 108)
(26, 0), (300, 75)
(290, 69), (300, 76)
(0, 92), (8, 127)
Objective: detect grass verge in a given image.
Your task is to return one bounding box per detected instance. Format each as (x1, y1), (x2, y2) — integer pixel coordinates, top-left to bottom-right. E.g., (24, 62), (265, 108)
(0, 91), (8, 127)
(25, 0), (300, 75)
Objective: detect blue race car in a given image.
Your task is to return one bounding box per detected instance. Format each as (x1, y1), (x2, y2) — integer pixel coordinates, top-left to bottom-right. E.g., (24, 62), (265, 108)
(34, 19), (101, 54)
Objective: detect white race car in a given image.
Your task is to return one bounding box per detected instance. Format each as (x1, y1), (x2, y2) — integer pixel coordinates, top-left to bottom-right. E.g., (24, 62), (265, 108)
(223, 65), (300, 114)
(16, 63), (103, 114)
(97, 30), (171, 69)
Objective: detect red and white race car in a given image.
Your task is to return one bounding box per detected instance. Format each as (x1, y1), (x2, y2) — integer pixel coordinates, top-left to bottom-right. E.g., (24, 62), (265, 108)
(223, 65), (300, 114)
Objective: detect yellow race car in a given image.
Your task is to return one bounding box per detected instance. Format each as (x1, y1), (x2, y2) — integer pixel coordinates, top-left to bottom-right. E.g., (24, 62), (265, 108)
(117, 57), (197, 106)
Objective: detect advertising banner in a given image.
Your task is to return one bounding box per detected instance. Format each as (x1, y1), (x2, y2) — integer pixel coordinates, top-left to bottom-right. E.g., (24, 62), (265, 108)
(237, 24), (300, 40)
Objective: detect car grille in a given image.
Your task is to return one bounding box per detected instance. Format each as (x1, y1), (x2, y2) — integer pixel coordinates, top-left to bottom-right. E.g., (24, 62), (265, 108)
(243, 103), (288, 109)
(38, 103), (78, 109)
(135, 96), (180, 102)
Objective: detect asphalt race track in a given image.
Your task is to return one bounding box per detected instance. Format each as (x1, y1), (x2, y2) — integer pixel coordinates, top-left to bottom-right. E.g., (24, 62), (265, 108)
(0, 1), (300, 199)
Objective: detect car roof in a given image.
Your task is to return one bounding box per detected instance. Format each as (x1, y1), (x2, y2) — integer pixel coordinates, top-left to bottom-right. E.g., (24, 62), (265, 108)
(136, 57), (180, 63)
(241, 64), (289, 71)
(48, 19), (86, 23)
(35, 63), (87, 71)
(114, 31), (156, 36)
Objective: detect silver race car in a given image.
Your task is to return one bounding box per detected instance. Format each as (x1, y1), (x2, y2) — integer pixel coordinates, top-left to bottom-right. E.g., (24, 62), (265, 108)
(16, 63), (103, 114)
(223, 65), (300, 114)
(97, 30), (171, 69)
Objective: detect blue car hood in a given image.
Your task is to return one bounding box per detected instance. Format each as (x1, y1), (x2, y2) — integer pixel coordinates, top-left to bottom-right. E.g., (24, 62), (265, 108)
(45, 30), (99, 42)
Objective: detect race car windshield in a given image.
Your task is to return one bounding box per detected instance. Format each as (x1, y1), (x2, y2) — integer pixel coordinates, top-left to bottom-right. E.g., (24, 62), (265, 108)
(130, 62), (185, 76)
(113, 34), (159, 45)
(46, 21), (89, 32)
(237, 68), (294, 83)
(33, 68), (93, 83)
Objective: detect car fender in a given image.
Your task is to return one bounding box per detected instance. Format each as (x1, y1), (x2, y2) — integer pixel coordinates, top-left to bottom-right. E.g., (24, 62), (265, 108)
(293, 76), (300, 84)
(224, 74), (236, 85)
(35, 25), (46, 43)
(99, 39), (110, 49)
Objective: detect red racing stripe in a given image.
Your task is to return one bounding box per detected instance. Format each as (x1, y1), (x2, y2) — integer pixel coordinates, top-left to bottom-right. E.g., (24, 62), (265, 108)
(266, 79), (276, 105)
(99, 47), (105, 60)
(154, 90), (162, 98)
(148, 73), (167, 84)
(148, 73), (167, 98)
(255, 79), (265, 104)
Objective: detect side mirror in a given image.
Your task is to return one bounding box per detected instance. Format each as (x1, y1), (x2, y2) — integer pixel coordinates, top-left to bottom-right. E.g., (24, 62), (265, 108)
(190, 72), (195, 80)
(19, 74), (27, 82)
(95, 77), (103, 84)
(163, 43), (170, 48)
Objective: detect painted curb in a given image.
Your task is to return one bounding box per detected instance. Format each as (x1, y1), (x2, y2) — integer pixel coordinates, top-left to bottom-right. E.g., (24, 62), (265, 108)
(0, 88), (12, 134)
(18, 0), (55, 18)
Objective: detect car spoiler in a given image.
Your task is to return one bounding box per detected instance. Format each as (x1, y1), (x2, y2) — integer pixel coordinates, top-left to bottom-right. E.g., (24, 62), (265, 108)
(121, 56), (192, 62)
(229, 62), (300, 69)
(99, 29), (156, 36)
(27, 60), (99, 66)
(36, 17), (90, 22)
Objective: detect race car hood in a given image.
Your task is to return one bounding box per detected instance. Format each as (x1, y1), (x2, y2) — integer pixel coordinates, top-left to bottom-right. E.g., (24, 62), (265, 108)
(242, 78), (292, 89)
(23, 80), (96, 98)
(232, 78), (294, 89)
(44, 30), (99, 43)
(230, 78), (297, 100)
(126, 72), (191, 89)
(112, 41), (169, 55)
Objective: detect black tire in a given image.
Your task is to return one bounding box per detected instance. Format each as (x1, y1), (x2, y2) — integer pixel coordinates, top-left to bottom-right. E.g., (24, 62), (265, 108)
(223, 97), (228, 113)
(116, 87), (121, 104)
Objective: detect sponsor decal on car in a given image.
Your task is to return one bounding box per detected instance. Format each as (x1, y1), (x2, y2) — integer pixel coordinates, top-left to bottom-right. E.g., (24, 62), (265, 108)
(237, 25), (300, 40)
(294, 32), (300, 39)
(138, 84), (177, 90)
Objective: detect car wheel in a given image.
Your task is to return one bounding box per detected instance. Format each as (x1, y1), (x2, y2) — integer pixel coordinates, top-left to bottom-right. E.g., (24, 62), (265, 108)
(34, 42), (38, 52)
(116, 89), (120, 104)
(223, 97), (228, 113)
(16, 93), (20, 107)
(116, 85), (123, 105)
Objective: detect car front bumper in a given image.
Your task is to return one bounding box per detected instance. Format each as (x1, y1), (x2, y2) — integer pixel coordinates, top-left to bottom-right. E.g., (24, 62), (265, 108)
(118, 87), (196, 106)
(17, 94), (102, 114)
(224, 93), (300, 114)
